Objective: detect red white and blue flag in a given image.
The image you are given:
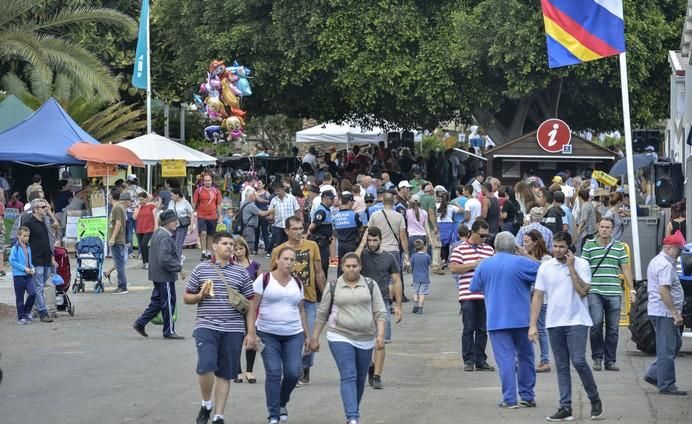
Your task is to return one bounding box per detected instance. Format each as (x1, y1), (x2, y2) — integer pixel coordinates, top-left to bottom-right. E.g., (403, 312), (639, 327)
(540, 0), (625, 68)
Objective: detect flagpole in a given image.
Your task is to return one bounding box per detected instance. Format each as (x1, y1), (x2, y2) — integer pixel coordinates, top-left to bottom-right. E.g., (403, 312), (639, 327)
(619, 52), (643, 282)
(145, 0), (152, 194)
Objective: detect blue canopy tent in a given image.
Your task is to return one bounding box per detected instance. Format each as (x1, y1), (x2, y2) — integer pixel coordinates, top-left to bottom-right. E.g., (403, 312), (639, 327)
(0, 97), (99, 166)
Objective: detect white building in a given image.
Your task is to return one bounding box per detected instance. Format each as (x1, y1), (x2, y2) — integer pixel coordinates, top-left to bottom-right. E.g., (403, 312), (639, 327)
(667, 0), (692, 174)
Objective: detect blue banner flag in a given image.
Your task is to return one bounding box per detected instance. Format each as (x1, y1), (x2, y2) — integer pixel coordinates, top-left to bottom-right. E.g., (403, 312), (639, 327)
(132, 0), (149, 89)
(541, 0), (625, 68)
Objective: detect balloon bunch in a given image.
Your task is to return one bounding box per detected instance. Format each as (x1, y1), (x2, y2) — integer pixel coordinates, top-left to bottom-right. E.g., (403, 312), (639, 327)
(194, 59), (252, 144)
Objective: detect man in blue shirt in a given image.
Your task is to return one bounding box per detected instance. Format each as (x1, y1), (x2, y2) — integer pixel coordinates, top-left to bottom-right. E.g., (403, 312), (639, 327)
(470, 232), (540, 408)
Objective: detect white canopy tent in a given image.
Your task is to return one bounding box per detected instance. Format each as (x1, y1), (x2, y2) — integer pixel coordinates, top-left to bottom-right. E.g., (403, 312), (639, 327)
(118, 132), (217, 192)
(295, 122), (386, 145)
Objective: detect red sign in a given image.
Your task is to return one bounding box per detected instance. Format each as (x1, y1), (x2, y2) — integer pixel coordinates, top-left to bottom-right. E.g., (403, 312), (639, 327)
(537, 119), (572, 153)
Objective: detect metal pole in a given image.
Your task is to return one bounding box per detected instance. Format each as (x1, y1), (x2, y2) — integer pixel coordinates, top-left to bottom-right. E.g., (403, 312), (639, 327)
(145, 1), (151, 135)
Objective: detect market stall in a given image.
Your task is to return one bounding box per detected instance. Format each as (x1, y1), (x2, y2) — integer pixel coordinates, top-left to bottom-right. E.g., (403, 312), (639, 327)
(295, 122), (386, 146)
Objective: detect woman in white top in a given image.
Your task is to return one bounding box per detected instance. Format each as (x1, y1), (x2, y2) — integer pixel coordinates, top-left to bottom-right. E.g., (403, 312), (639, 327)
(435, 192), (462, 265)
(167, 188), (194, 257)
(405, 194), (429, 254)
(252, 245), (309, 424)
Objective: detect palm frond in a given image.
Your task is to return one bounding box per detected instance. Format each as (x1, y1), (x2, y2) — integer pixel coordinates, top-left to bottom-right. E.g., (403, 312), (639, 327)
(52, 73), (73, 103)
(31, 7), (137, 37)
(0, 72), (41, 109)
(0, 0), (44, 28)
(65, 96), (99, 123)
(38, 35), (120, 102)
(28, 66), (52, 102)
(0, 31), (53, 80)
(82, 102), (146, 143)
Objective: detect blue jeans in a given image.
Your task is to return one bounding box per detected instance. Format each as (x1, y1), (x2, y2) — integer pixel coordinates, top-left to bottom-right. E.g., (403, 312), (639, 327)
(258, 331), (304, 420)
(489, 328), (535, 405)
(302, 301), (317, 369)
(537, 304), (550, 363)
(460, 299), (488, 365)
(645, 316), (683, 392)
(173, 226), (188, 258)
(587, 293), (621, 364)
(33, 265), (52, 316)
(329, 341), (374, 421)
(254, 217), (271, 253)
(548, 325), (600, 409)
(126, 211), (135, 255)
(110, 243), (128, 290)
(269, 226), (287, 254)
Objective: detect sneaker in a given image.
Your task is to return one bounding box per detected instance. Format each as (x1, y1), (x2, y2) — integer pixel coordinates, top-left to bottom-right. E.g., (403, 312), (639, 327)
(279, 406), (288, 422)
(371, 375), (383, 389)
(25, 315), (34, 322)
(132, 323), (148, 337)
(196, 406), (212, 424)
(368, 364), (375, 386)
(643, 376), (657, 387)
(412, 306), (420, 314)
(590, 399), (604, 420)
(143, 263), (149, 270)
(40, 315), (53, 323)
(604, 362), (619, 371)
(592, 359), (602, 371)
(660, 389), (687, 395)
(299, 368), (310, 385)
(268, 419), (279, 424)
(498, 401), (518, 409)
(17, 319), (27, 325)
(476, 362), (495, 371)
(547, 407), (574, 421)
(520, 399), (537, 408)
(536, 361), (551, 373)
(347, 420), (358, 424)
(113, 287), (128, 294)
(464, 362), (475, 371)
(265, 253), (272, 258)
(201, 252), (207, 261)
(211, 419), (224, 424)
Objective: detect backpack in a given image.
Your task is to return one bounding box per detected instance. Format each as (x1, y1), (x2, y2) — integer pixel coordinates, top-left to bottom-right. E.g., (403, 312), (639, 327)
(231, 203), (251, 235)
(542, 206), (564, 235)
(328, 278), (375, 313)
(256, 271), (303, 309)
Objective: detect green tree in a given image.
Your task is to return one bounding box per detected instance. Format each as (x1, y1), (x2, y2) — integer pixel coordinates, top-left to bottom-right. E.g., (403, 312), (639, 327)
(0, 0), (137, 102)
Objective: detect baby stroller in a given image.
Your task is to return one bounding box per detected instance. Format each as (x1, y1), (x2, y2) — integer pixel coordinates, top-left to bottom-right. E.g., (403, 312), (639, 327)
(73, 237), (105, 293)
(54, 246), (74, 316)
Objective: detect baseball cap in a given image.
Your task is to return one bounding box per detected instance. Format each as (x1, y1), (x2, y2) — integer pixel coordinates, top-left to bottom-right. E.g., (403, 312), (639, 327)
(552, 176), (563, 183)
(341, 191), (354, 202)
(127, 174), (137, 182)
(434, 185), (448, 193)
(410, 194), (421, 203)
(376, 187), (386, 194)
(529, 207), (545, 219)
(662, 230), (686, 249)
(364, 193), (375, 203)
(398, 180), (412, 189)
(321, 190), (335, 198)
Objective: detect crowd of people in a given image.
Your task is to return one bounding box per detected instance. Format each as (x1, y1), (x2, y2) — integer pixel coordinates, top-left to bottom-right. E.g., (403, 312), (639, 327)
(1, 142), (689, 424)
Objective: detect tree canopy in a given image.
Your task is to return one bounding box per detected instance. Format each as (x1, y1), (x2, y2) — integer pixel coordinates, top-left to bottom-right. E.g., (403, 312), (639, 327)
(152, 0), (684, 142)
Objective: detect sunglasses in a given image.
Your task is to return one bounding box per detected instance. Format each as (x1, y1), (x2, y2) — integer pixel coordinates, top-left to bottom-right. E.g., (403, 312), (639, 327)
(476, 233), (489, 239)
(39, 205), (49, 209)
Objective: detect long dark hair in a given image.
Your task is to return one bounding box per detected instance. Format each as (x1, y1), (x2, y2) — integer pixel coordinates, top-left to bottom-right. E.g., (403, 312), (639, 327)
(524, 229), (549, 260)
(504, 185), (519, 207)
(437, 192), (449, 218)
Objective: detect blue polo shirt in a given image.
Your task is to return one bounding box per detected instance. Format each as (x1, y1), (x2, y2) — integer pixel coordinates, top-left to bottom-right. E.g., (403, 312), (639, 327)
(470, 253), (539, 331)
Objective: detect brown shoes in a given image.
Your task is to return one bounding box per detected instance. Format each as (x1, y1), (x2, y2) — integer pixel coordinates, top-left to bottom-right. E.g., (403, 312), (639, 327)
(536, 361), (551, 373)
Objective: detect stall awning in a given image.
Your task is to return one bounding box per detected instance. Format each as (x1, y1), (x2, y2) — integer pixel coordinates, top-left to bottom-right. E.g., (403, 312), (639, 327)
(117, 133), (216, 167)
(296, 122), (386, 145)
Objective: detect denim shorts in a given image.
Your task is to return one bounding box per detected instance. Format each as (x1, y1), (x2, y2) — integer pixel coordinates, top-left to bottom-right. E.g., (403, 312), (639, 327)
(413, 282), (430, 296)
(197, 218), (218, 235)
(193, 328), (243, 380)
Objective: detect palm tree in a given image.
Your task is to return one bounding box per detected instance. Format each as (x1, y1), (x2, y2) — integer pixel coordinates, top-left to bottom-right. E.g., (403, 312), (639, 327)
(2, 70), (146, 143)
(0, 0), (136, 103)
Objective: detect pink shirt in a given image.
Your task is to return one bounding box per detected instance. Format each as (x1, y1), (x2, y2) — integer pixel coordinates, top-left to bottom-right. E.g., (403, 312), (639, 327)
(406, 208), (427, 237)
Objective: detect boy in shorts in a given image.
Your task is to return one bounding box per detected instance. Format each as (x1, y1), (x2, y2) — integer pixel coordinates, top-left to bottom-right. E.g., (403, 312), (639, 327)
(411, 239), (432, 314)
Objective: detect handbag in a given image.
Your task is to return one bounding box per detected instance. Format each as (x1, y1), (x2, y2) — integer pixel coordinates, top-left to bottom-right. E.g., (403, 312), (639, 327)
(173, 203), (191, 227)
(152, 306), (178, 325)
(214, 265), (250, 314)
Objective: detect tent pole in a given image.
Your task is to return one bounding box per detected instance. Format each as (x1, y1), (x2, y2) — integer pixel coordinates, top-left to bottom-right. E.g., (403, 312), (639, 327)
(146, 164), (152, 193)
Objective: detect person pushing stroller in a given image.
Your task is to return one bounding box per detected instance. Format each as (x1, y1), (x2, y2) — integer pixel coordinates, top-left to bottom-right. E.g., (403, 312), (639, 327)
(133, 210), (187, 339)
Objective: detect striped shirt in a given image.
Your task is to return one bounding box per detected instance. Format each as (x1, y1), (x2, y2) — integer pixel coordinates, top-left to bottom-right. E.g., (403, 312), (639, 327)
(581, 239), (629, 296)
(185, 261), (254, 333)
(450, 241), (495, 301)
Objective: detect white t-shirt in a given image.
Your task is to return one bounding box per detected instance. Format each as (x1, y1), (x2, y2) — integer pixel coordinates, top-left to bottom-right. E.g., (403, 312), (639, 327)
(534, 257), (593, 328)
(435, 203), (462, 223)
(465, 198), (481, 226)
(253, 274), (304, 336)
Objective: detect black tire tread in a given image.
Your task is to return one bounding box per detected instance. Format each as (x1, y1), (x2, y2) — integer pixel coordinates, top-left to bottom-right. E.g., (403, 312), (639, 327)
(629, 285), (656, 354)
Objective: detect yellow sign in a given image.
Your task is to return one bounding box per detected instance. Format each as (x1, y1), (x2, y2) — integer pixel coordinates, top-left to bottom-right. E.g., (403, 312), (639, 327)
(592, 170), (618, 187)
(77, 217), (108, 242)
(161, 159), (187, 177)
(87, 162), (118, 177)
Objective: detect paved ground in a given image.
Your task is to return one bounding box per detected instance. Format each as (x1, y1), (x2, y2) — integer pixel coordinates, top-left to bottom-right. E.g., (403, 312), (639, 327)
(1, 248), (691, 424)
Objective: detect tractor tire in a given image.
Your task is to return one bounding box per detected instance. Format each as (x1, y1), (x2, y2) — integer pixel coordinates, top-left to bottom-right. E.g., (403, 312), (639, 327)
(629, 285), (656, 355)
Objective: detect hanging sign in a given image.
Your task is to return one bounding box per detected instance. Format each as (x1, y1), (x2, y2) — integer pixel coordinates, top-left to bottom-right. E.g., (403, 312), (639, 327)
(537, 119), (572, 154)
(77, 216), (108, 242)
(592, 170), (619, 187)
(161, 159), (187, 177)
(87, 162), (118, 177)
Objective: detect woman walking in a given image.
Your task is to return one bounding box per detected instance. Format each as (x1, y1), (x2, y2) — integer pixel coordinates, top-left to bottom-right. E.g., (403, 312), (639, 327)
(167, 188), (193, 259)
(436, 191), (462, 266)
(520, 230), (552, 373)
(311, 253), (386, 424)
(234, 237), (261, 384)
(252, 245), (309, 424)
(254, 180), (272, 255)
(133, 192), (158, 269)
(405, 194), (429, 254)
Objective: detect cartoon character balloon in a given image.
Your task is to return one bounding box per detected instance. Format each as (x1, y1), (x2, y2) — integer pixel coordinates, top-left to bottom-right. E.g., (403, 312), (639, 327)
(196, 58), (253, 144)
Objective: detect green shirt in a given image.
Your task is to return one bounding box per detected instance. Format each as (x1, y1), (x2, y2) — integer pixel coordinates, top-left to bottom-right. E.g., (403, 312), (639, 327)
(582, 239), (629, 296)
(408, 178), (427, 195)
(420, 194), (436, 215)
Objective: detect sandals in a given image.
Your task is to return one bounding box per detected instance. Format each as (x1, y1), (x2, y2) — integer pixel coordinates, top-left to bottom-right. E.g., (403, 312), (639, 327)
(245, 372), (257, 384)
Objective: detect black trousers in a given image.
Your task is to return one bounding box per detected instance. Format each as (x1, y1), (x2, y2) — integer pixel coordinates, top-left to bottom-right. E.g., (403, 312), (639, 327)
(135, 282), (176, 336)
(136, 232), (153, 264)
(460, 299), (488, 365)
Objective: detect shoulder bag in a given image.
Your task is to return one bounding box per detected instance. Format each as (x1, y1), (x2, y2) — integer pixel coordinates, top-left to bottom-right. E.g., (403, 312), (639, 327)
(214, 265), (250, 314)
(173, 202), (191, 227)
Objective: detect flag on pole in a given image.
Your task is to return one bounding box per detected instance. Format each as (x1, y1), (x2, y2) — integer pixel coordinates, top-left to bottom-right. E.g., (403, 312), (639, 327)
(132, 0), (149, 89)
(540, 0), (625, 68)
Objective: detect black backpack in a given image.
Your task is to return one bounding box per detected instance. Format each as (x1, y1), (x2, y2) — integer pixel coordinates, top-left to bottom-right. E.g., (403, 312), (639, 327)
(542, 206), (564, 235)
(231, 203), (251, 235)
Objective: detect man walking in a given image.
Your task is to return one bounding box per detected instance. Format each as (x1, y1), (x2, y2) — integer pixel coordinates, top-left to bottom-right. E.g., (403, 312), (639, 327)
(184, 232), (257, 424)
(271, 216), (326, 386)
(133, 210), (186, 339)
(267, 182), (300, 256)
(355, 226), (403, 389)
(333, 192), (363, 277)
(21, 199), (56, 322)
(450, 219), (495, 372)
(193, 174), (222, 261)
(530, 232), (604, 421)
(581, 217), (632, 371)
(307, 190), (335, 285)
(368, 193), (409, 299)
(643, 230), (687, 395)
(470, 232), (539, 408)
(108, 189), (130, 294)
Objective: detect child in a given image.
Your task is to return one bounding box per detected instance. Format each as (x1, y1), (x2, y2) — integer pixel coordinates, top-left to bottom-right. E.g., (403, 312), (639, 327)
(410, 239), (432, 314)
(9, 226), (35, 325)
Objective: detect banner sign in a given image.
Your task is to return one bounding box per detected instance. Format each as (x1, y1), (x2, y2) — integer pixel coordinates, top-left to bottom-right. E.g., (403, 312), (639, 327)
(592, 170), (618, 187)
(87, 162), (118, 177)
(161, 159), (187, 177)
(77, 216), (108, 242)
